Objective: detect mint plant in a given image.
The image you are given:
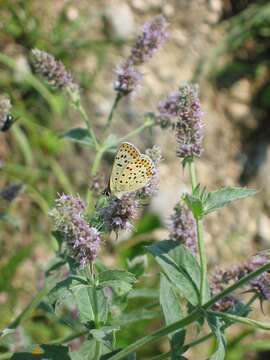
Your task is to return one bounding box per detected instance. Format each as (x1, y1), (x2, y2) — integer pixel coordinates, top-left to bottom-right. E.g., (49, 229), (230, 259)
(1, 15), (270, 360)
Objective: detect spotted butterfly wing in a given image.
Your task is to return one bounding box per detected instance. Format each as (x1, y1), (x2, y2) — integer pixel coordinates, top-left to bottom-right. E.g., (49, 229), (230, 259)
(109, 142), (155, 198)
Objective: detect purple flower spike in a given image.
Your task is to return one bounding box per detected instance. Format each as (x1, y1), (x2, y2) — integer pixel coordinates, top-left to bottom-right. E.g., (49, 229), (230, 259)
(32, 49), (74, 90)
(169, 202), (197, 255)
(114, 61), (143, 95)
(158, 84), (204, 159)
(99, 194), (139, 233)
(50, 193), (100, 266)
(131, 16), (169, 65)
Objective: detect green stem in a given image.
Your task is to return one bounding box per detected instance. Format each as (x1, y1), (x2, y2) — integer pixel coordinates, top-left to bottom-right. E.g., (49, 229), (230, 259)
(188, 160), (197, 192)
(108, 308), (201, 360)
(118, 117), (155, 143)
(204, 262), (270, 309)
(149, 295), (258, 360)
(209, 311), (270, 331)
(66, 87), (99, 151)
(106, 92), (122, 127)
(91, 148), (105, 176)
(77, 103), (99, 151)
(108, 263), (270, 359)
(94, 341), (102, 360)
(50, 330), (88, 345)
(188, 160), (207, 305)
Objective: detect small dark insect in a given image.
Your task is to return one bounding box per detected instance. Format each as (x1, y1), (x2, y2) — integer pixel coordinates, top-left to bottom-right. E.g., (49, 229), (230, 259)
(0, 114), (17, 132)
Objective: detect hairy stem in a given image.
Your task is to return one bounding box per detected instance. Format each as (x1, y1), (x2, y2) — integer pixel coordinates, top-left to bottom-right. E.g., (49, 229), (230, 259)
(106, 92), (122, 127)
(108, 262), (270, 359)
(188, 160), (208, 305)
(76, 102), (99, 151)
(119, 116), (155, 143)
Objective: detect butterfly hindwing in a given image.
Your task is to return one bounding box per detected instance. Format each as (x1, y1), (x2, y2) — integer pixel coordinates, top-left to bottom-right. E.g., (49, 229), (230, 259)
(109, 142), (155, 197)
(110, 142), (140, 194)
(115, 154), (155, 193)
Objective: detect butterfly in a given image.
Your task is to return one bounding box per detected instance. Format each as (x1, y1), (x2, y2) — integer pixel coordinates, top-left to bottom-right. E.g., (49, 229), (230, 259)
(108, 142), (155, 198)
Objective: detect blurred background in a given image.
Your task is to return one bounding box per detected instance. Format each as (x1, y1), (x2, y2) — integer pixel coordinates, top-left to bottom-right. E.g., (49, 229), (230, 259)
(0, 0), (270, 358)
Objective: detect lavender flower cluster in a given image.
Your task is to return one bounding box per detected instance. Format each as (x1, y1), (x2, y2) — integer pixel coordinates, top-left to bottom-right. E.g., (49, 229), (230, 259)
(211, 254), (270, 312)
(114, 16), (168, 95)
(31, 49), (74, 90)
(99, 194), (139, 233)
(158, 84), (204, 159)
(50, 194), (100, 266)
(169, 202), (197, 255)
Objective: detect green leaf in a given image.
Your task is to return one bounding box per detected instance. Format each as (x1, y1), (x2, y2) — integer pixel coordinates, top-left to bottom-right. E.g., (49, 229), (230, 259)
(61, 128), (93, 146)
(207, 313), (226, 360)
(70, 339), (111, 360)
(90, 326), (119, 350)
(203, 187), (257, 215)
(160, 274), (184, 328)
(182, 193), (204, 219)
(112, 309), (160, 326)
(127, 289), (159, 299)
(10, 344), (71, 360)
(160, 274), (186, 355)
(98, 270), (136, 297)
(147, 240), (209, 305)
(48, 276), (109, 324)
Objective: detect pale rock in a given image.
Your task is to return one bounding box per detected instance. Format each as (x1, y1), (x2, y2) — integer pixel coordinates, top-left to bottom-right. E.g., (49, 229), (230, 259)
(66, 6), (79, 21)
(226, 102), (249, 119)
(256, 213), (270, 244)
(104, 3), (135, 39)
(172, 29), (188, 47)
(230, 79), (251, 103)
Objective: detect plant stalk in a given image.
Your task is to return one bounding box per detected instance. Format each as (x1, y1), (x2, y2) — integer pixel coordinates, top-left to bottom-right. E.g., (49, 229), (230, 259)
(108, 262), (270, 359)
(188, 160), (208, 305)
(106, 92), (122, 127)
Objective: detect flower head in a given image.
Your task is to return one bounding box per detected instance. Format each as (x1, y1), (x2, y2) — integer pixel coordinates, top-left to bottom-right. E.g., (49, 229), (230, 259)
(114, 16), (169, 97)
(114, 61), (143, 95)
(50, 194), (100, 265)
(169, 202), (197, 255)
(158, 84), (204, 159)
(247, 255), (270, 301)
(130, 16), (169, 65)
(32, 49), (74, 90)
(99, 194), (139, 233)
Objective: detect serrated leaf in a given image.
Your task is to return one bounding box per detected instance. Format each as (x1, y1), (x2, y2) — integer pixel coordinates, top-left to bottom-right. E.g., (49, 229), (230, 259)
(70, 339), (111, 360)
(207, 313), (226, 360)
(147, 241), (209, 306)
(182, 193), (204, 219)
(61, 128), (93, 146)
(98, 270), (136, 297)
(10, 344), (70, 360)
(48, 276), (109, 324)
(112, 309), (159, 326)
(203, 187), (257, 215)
(127, 289), (159, 299)
(160, 274), (186, 353)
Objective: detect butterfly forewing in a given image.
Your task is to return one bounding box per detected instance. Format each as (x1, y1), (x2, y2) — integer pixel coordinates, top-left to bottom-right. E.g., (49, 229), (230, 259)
(110, 142), (140, 194)
(115, 154), (155, 194)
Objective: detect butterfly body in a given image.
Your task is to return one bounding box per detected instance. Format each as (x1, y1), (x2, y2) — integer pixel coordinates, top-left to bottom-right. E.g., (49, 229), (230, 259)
(0, 114), (16, 132)
(109, 142), (155, 198)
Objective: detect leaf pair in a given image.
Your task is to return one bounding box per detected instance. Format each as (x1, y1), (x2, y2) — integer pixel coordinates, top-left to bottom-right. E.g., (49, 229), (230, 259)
(183, 186), (257, 219)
